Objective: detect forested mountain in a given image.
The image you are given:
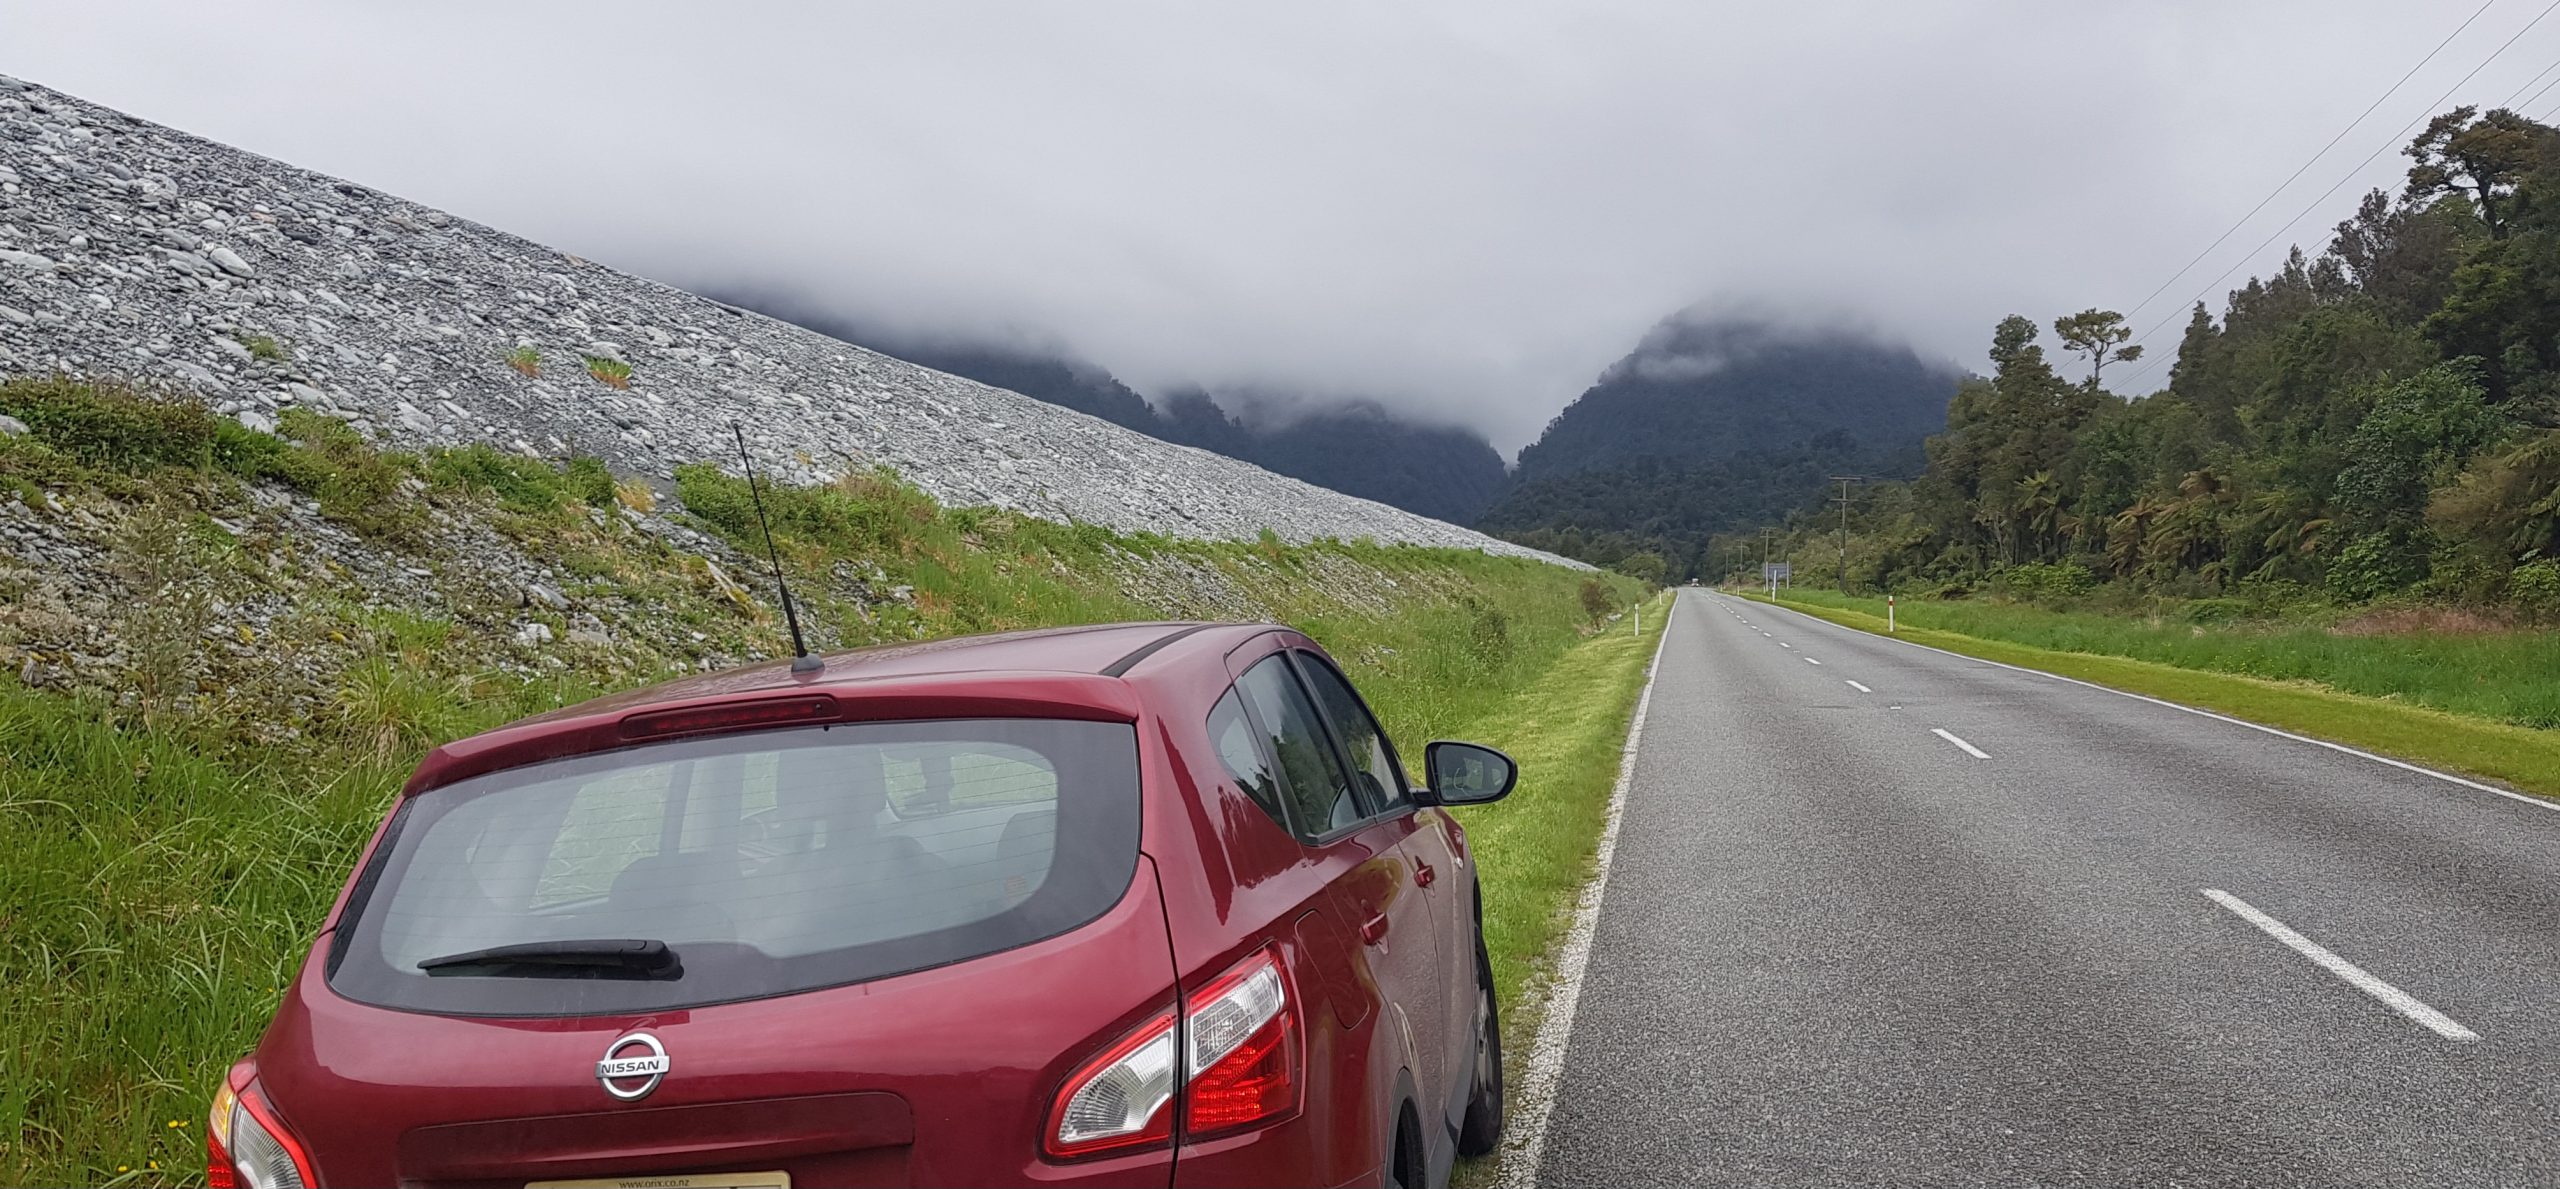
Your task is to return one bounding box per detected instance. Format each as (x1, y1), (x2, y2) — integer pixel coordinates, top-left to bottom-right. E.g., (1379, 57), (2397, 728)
(1480, 318), (1963, 572)
(1736, 105), (2560, 612)
(725, 300), (1510, 524)
(860, 340), (1164, 432)
(1147, 388), (1511, 525)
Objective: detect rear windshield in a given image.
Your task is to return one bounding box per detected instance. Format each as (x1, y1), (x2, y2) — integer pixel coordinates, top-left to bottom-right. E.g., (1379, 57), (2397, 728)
(330, 718), (1140, 1016)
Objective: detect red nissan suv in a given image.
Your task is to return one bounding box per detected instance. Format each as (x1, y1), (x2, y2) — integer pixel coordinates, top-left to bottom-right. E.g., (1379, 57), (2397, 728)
(212, 621), (1519, 1189)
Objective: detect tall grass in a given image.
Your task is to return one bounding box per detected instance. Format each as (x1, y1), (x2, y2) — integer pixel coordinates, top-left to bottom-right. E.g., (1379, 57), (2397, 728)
(1770, 588), (2560, 730)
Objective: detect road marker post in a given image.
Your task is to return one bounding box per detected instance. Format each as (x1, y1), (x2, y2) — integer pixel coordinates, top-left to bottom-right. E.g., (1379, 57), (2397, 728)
(1888, 594), (1895, 633)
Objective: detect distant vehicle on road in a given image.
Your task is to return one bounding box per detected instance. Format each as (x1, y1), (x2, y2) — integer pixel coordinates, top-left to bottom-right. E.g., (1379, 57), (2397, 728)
(211, 622), (1518, 1189)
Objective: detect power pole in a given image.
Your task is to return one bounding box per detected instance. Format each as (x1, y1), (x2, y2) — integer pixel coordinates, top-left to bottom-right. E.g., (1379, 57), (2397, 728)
(1828, 475), (1863, 593)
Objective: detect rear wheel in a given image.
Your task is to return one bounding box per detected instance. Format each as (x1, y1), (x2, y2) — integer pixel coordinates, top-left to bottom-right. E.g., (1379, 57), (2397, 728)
(1456, 925), (1504, 1156)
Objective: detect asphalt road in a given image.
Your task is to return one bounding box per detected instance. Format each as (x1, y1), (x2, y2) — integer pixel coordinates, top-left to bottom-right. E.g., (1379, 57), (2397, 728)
(1529, 589), (2558, 1188)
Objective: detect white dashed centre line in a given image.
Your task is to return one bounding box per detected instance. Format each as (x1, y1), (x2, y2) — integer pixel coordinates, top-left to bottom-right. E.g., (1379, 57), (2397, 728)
(2202, 889), (2478, 1041)
(1803, 657), (1822, 665)
(1931, 728), (1989, 759)
(1845, 680), (1871, 693)
(1778, 642), (1792, 649)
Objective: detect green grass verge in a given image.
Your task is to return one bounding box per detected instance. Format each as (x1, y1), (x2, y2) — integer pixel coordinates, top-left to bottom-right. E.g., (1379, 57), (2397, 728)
(1745, 591), (2560, 804)
(1754, 586), (2560, 730)
(1453, 594), (1667, 1020)
(1444, 593), (1666, 1183)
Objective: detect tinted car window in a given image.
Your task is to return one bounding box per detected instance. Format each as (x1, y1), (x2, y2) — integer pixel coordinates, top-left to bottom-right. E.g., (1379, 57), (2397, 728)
(1294, 652), (1408, 810)
(330, 718), (1138, 1016)
(1208, 689), (1288, 826)
(1235, 655), (1364, 836)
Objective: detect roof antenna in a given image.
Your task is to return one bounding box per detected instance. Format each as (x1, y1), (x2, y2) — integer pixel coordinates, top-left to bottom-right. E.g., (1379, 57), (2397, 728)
(731, 423), (823, 674)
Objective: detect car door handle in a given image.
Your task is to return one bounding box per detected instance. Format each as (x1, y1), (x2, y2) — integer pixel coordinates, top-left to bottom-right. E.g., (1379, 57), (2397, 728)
(1360, 913), (1390, 946)
(1413, 860), (1435, 888)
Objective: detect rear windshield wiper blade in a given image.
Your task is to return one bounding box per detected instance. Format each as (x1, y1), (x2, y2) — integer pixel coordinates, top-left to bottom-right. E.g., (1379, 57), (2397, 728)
(418, 938), (682, 980)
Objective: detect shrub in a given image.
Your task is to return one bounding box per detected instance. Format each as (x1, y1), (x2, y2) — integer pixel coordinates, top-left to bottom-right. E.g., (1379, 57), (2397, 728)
(211, 417), (295, 482)
(1578, 577), (1614, 621)
(2512, 558), (2560, 621)
(1999, 560), (2096, 601)
(240, 334), (285, 362)
(2235, 573), (2317, 615)
(565, 456), (617, 507)
(505, 346), (542, 378)
(275, 408), (423, 541)
(584, 356), (631, 388)
(0, 375), (218, 472)
(2325, 531), (2424, 603)
(427, 444), (578, 516)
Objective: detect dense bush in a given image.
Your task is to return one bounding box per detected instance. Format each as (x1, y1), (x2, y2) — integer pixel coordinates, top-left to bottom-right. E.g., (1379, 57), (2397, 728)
(1578, 577), (1615, 620)
(1996, 560), (2095, 600)
(0, 375), (219, 472)
(2512, 558), (2560, 620)
(2326, 531), (2424, 603)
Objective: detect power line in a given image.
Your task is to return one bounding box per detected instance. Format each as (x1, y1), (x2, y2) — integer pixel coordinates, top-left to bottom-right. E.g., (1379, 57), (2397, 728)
(2115, 0), (2560, 392)
(2120, 0), (2499, 325)
(2500, 54), (2560, 107)
(2520, 62), (2560, 110)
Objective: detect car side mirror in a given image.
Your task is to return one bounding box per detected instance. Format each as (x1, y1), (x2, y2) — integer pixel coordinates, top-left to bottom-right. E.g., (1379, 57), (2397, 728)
(1420, 741), (1517, 806)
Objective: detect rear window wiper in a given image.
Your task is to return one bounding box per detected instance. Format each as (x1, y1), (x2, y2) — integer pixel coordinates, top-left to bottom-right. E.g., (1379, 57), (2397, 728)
(418, 938), (682, 980)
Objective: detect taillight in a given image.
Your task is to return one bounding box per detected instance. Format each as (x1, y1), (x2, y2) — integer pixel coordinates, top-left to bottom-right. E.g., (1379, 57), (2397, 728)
(1045, 1009), (1180, 1158)
(1044, 948), (1302, 1161)
(1181, 949), (1299, 1137)
(207, 1064), (315, 1189)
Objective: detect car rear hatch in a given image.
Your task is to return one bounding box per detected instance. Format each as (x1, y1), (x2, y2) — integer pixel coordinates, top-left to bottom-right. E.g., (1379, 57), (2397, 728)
(256, 715), (1176, 1188)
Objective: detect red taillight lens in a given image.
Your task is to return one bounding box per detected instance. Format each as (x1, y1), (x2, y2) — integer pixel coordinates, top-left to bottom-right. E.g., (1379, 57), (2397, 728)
(1180, 949), (1300, 1138)
(206, 1064), (315, 1189)
(1045, 1009), (1180, 1159)
(1044, 948), (1302, 1162)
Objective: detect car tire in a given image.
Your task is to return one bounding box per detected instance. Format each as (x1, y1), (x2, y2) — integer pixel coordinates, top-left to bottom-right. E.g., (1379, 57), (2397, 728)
(1456, 923), (1503, 1157)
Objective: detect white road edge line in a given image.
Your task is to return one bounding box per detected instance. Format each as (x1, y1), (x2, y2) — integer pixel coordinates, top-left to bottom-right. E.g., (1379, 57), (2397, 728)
(1932, 727), (1989, 759)
(1496, 593), (1676, 1187)
(1846, 680), (1872, 693)
(1731, 595), (2559, 815)
(2201, 889), (2479, 1041)
(1803, 657), (1822, 665)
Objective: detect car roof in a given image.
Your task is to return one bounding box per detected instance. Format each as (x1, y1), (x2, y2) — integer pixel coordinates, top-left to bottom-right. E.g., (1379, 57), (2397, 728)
(516, 621), (1283, 723)
(401, 620), (1287, 796)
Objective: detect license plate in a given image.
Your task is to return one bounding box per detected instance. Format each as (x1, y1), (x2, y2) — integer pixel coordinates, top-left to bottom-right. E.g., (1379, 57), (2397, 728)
(528, 1174), (789, 1189)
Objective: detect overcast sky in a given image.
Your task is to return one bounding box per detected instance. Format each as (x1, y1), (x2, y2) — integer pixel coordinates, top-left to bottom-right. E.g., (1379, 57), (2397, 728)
(3, 2), (2546, 450)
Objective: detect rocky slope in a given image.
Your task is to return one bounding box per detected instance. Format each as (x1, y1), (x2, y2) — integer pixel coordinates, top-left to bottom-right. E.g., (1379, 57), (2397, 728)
(0, 72), (1568, 564)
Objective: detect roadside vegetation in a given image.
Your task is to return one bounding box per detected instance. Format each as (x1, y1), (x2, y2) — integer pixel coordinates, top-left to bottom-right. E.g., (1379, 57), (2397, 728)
(1445, 597), (1665, 1065)
(1711, 106), (2560, 622)
(1748, 587), (2560, 802)
(0, 375), (1658, 1184)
